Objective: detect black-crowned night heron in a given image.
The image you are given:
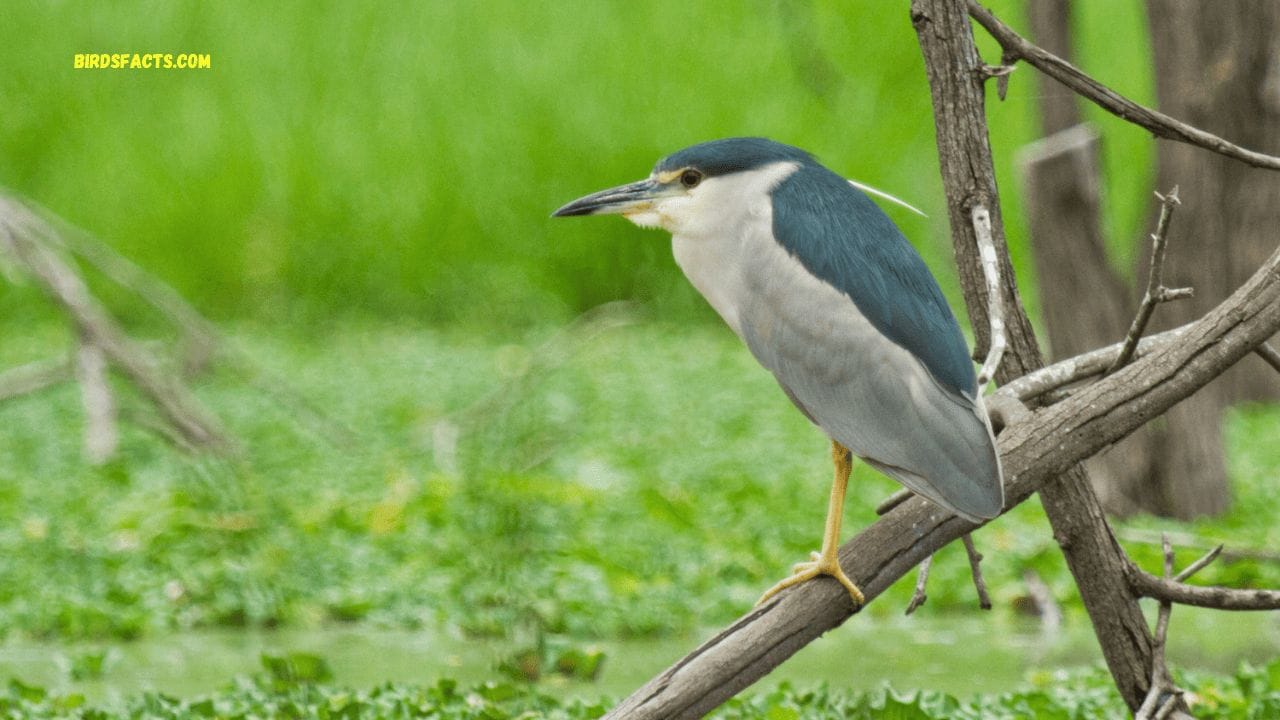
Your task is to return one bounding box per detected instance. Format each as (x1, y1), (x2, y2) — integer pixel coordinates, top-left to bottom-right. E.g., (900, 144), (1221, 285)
(552, 137), (1003, 607)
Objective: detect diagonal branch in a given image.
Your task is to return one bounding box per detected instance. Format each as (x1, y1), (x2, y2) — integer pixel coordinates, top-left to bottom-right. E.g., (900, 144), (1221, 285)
(602, 236), (1280, 720)
(1256, 341), (1280, 373)
(967, 1), (1280, 172)
(1108, 187), (1192, 373)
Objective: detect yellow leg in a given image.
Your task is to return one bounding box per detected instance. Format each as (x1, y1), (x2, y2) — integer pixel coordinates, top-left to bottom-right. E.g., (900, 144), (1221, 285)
(757, 440), (865, 607)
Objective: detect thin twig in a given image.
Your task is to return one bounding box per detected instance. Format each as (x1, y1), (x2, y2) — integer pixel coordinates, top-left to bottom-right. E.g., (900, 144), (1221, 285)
(905, 555), (933, 615)
(1117, 527), (1280, 565)
(968, 1), (1280, 172)
(1135, 535), (1182, 720)
(972, 205), (1006, 386)
(1175, 545), (1223, 583)
(1109, 188), (1189, 373)
(995, 327), (1185, 403)
(961, 534), (992, 609)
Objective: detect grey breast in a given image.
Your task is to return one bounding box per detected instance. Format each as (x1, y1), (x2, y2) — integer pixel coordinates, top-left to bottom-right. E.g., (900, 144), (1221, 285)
(733, 222), (1003, 521)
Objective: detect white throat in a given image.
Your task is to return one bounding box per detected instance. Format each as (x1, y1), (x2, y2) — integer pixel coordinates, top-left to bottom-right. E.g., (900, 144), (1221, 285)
(664, 161), (801, 335)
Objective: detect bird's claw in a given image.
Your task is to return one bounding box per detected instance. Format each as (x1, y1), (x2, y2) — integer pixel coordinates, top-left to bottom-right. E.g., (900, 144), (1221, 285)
(758, 551), (865, 608)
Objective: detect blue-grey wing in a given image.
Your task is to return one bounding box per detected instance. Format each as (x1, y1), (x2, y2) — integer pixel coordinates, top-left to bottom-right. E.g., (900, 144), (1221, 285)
(737, 236), (1004, 521)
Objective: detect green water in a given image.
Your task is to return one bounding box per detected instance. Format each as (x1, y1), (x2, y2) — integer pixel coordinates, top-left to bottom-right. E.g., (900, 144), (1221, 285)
(1, 609), (1275, 704)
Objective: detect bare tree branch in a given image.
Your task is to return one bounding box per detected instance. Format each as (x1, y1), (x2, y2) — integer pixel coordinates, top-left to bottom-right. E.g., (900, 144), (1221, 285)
(1174, 544), (1223, 583)
(996, 327), (1184, 403)
(74, 334), (118, 464)
(1108, 187), (1192, 373)
(0, 356), (72, 402)
(1135, 535), (1183, 720)
(1256, 341), (1280, 373)
(603, 229), (1280, 720)
(961, 534), (992, 609)
(0, 200), (232, 451)
(1128, 566), (1280, 611)
(973, 204), (1006, 385)
(905, 555), (933, 615)
(968, 0), (1280, 172)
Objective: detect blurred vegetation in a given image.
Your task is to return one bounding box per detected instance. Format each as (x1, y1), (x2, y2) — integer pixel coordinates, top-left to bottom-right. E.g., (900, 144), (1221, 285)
(1, 0), (1156, 330)
(1, 323), (1276, 645)
(3, 655), (1280, 719)
(2, 0), (1275, 714)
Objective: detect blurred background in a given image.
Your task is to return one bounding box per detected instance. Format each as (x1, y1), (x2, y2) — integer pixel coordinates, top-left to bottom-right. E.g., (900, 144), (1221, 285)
(0, 0), (1276, 716)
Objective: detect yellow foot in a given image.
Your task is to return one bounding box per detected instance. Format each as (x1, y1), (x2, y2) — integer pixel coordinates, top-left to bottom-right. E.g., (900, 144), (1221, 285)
(757, 550), (865, 607)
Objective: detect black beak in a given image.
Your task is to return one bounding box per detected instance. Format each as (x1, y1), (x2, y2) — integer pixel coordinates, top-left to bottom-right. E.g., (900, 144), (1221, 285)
(551, 178), (665, 217)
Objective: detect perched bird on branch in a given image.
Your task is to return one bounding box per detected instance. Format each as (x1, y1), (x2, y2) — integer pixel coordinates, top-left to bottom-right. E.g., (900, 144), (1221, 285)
(553, 137), (1003, 607)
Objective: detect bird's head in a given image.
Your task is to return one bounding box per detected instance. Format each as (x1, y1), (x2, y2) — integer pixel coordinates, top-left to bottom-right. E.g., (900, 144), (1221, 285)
(552, 138), (813, 235)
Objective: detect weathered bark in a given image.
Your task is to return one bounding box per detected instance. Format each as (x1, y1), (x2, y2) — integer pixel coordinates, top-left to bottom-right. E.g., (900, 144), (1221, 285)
(913, 0), (1160, 710)
(1140, 0), (1280, 518)
(602, 237), (1280, 719)
(1018, 126), (1156, 515)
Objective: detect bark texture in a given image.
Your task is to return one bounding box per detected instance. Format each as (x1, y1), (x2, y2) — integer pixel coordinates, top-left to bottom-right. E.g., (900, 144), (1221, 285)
(913, 0), (1159, 709)
(602, 240), (1280, 719)
(1141, 0), (1280, 517)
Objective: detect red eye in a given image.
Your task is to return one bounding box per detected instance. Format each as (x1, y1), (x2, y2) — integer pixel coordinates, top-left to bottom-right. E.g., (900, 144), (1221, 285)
(680, 169), (703, 188)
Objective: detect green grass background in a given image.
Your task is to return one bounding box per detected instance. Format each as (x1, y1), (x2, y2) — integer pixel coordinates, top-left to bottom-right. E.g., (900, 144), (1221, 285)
(3, 0), (1277, 716)
(2, 0), (1155, 329)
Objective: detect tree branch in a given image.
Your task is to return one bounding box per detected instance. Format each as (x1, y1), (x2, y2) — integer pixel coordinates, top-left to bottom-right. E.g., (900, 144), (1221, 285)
(996, 327), (1184, 403)
(1134, 535), (1182, 720)
(962, 534), (992, 610)
(973, 205), (1006, 385)
(603, 213), (1280, 720)
(1108, 187), (1191, 373)
(1256, 341), (1280, 373)
(0, 356), (73, 402)
(0, 199), (232, 451)
(905, 555), (933, 615)
(1127, 566), (1280, 611)
(968, 0), (1280, 172)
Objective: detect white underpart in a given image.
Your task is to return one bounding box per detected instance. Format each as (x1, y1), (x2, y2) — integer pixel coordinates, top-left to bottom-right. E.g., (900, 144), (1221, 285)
(847, 179), (927, 217)
(625, 160), (1002, 519)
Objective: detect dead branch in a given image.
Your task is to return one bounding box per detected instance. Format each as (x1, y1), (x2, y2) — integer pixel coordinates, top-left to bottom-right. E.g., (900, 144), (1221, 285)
(968, 1), (1280, 172)
(603, 225), (1280, 720)
(0, 356), (72, 402)
(1256, 341), (1280, 373)
(1127, 566), (1280, 611)
(37, 209), (221, 372)
(918, 0), (1167, 710)
(1108, 188), (1192, 373)
(961, 534), (992, 609)
(972, 204), (1006, 385)
(74, 333), (118, 464)
(1117, 527), (1280, 565)
(996, 327), (1185, 404)
(1135, 535), (1182, 720)
(905, 555), (933, 615)
(0, 200), (231, 451)
(875, 488), (913, 516)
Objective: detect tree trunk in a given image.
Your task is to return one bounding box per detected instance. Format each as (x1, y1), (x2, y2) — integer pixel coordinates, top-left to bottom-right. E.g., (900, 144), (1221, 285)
(1142, 0), (1280, 516)
(1021, 0), (1280, 518)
